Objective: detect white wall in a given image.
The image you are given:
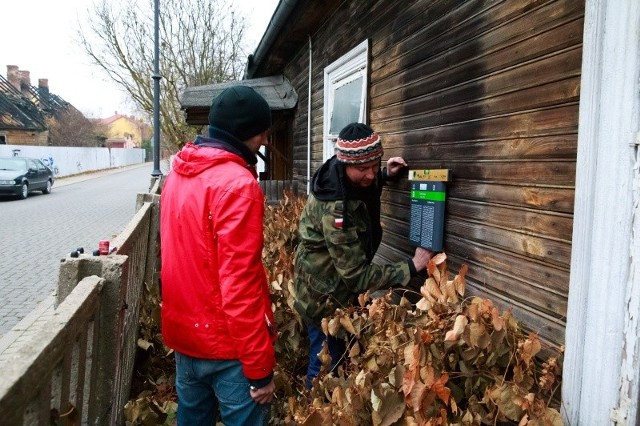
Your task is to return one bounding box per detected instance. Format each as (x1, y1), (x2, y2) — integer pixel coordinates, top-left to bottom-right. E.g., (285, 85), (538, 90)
(0, 145), (145, 178)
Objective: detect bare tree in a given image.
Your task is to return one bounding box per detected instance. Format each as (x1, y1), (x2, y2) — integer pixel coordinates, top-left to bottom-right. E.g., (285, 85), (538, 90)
(78, 0), (247, 152)
(47, 106), (106, 147)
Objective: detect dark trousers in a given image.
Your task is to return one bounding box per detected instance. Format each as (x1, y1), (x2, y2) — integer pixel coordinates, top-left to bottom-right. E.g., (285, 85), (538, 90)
(306, 322), (346, 388)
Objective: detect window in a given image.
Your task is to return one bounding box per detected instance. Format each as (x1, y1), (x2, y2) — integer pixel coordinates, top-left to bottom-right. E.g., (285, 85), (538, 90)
(35, 160), (47, 171)
(323, 40), (369, 161)
(0, 135), (6, 144)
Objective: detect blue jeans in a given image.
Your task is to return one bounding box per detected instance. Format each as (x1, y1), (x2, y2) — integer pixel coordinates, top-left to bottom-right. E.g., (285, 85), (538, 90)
(306, 323), (346, 388)
(175, 352), (269, 425)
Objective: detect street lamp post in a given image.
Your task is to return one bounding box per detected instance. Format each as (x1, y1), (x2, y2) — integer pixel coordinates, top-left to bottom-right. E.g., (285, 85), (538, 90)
(151, 0), (162, 176)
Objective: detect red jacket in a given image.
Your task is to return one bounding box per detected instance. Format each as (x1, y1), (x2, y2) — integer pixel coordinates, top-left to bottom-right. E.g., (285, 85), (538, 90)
(160, 142), (275, 381)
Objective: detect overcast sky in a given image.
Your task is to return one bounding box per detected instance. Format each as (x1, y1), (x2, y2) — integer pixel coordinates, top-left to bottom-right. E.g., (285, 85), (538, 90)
(0, 0), (278, 118)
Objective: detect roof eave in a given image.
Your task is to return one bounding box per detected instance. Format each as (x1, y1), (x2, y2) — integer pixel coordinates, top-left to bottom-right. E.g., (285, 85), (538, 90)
(181, 75), (298, 126)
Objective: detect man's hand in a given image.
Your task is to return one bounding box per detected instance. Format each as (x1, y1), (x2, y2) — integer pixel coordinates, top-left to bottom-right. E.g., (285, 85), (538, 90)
(250, 379), (276, 404)
(411, 247), (434, 272)
(387, 157), (408, 177)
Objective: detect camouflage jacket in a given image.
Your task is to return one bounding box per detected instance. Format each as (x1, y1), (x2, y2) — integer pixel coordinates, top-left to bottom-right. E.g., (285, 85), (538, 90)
(293, 193), (413, 325)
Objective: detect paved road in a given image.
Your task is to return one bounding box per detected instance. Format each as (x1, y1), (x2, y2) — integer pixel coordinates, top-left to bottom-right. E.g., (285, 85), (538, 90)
(0, 163), (160, 337)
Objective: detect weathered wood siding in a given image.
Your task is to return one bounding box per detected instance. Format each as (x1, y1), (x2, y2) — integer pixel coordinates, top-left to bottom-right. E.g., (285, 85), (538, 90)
(282, 0), (584, 348)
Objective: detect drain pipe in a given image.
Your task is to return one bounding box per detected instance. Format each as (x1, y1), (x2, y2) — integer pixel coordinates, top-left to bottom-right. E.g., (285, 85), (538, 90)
(307, 35), (312, 194)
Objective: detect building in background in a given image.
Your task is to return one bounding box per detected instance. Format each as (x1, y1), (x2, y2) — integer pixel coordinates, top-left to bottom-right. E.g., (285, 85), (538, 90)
(0, 65), (90, 147)
(0, 66), (51, 145)
(99, 113), (150, 149)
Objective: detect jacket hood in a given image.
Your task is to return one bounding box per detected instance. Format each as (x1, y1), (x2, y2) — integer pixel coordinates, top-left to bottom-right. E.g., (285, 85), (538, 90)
(171, 140), (250, 178)
(311, 156), (345, 201)
(311, 156), (384, 253)
(311, 155), (382, 202)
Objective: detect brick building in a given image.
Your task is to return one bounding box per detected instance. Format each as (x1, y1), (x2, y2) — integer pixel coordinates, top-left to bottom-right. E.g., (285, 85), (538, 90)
(0, 65), (73, 146)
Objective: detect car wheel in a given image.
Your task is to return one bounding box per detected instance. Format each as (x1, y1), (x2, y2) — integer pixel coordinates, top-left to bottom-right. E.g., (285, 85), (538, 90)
(43, 180), (52, 194)
(19, 183), (28, 199)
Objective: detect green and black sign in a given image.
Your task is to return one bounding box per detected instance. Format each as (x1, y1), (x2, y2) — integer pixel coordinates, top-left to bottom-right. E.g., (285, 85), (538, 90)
(408, 179), (446, 251)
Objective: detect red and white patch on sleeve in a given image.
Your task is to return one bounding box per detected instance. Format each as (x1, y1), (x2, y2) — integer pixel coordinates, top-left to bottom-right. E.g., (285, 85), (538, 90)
(334, 217), (344, 228)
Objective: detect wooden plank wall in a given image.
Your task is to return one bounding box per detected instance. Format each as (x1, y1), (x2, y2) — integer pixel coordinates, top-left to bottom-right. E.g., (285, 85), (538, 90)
(283, 0), (584, 348)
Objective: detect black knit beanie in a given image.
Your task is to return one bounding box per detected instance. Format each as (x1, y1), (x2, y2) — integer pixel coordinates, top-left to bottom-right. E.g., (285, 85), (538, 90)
(208, 85), (271, 142)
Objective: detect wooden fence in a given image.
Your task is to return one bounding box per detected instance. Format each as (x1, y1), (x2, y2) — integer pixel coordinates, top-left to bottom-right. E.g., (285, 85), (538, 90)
(259, 179), (302, 205)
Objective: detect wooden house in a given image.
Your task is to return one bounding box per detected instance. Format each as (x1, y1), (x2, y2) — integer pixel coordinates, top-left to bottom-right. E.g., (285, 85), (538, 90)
(181, 1), (640, 422)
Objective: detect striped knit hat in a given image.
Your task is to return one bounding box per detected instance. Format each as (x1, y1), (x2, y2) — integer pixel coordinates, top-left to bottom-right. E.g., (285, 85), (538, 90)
(335, 123), (384, 164)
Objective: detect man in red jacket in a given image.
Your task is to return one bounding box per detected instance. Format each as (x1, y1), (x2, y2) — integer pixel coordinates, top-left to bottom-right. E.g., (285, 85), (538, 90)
(160, 85), (276, 425)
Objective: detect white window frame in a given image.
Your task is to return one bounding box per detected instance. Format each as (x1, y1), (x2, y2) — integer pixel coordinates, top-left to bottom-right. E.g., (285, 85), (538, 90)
(323, 39), (369, 162)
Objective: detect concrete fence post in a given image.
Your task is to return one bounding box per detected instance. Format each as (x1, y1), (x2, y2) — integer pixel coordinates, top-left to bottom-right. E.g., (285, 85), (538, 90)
(57, 255), (129, 424)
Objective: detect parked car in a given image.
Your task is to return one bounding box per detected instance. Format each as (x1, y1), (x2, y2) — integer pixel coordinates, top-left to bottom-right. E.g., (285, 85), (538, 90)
(0, 157), (54, 199)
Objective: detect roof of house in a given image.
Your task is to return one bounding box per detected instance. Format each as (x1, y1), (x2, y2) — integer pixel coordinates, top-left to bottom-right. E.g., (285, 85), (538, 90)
(100, 114), (139, 126)
(244, 0), (343, 79)
(19, 83), (70, 114)
(0, 75), (47, 131)
(0, 68), (75, 132)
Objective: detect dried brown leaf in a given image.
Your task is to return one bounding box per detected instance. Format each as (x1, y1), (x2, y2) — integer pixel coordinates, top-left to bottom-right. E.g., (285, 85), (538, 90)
(331, 386), (345, 408)
(358, 292), (370, 307)
(427, 260), (441, 283)
(488, 384), (524, 421)
(433, 373), (451, 405)
(469, 323), (488, 348)
(432, 252), (447, 265)
(318, 342), (332, 368)
(340, 315), (357, 335)
(444, 280), (458, 303)
(424, 277), (443, 301)
(328, 317), (340, 336)
(453, 265), (467, 296)
(492, 308), (505, 332)
(373, 387), (406, 426)
(521, 334), (542, 366)
(349, 342), (361, 358)
(445, 315), (468, 342)
(467, 302), (479, 322)
(321, 317), (329, 336)
(416, 297), (432, 311)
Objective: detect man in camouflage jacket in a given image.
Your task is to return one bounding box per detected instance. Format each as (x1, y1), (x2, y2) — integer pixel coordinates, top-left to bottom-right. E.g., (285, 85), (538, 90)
(294, 123), (432, 386)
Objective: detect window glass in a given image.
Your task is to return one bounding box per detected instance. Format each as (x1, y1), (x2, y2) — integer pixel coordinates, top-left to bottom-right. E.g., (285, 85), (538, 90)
(323, 40), (369, 162)
(0, 158), (26, 171)
(329, 76), (363, 134)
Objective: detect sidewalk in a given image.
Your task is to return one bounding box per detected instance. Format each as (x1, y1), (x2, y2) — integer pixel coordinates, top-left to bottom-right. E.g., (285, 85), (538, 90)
(0, 296), (56, 364)
(54, 161), (155, 187)
(0, 160), (168, 364)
